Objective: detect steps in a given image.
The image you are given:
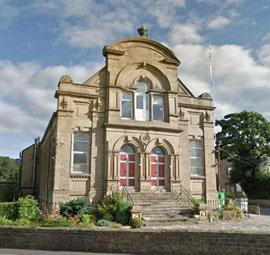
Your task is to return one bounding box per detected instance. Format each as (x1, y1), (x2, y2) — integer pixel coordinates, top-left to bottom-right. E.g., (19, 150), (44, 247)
(129, 192), (195, 226)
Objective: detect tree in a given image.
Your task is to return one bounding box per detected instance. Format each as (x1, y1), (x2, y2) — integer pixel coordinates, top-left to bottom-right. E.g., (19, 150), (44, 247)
(0, 156), (19, 182)
(216, 111), (270, 196)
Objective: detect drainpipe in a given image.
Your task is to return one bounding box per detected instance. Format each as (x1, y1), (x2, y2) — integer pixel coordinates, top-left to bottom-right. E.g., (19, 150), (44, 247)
(32, 137), (40, 195)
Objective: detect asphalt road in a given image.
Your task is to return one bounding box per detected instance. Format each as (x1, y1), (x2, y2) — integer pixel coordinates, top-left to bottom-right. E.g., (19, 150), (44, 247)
(0, 250), (127, 255)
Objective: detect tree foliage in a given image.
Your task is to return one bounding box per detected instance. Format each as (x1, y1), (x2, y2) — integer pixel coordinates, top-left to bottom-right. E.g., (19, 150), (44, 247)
(0, 156), (19, 182)
(216, 111), (270, 196)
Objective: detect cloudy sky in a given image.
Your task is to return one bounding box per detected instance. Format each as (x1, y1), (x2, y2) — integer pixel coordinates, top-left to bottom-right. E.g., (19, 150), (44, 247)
(0, 0), (270, 158)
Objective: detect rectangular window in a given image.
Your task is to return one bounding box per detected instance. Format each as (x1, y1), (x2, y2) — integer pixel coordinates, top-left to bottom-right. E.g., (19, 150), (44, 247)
(121, 92), (133, 119)
(189, 140), (204, 176)
(152, 96), (164, 121)
(72, 132), (90, 174)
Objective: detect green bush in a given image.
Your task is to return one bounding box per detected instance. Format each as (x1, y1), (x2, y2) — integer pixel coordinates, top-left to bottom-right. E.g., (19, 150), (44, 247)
(17, 195), (40, 221)
(97, 192), (131, 225)
(80, 214), (96, 224)
(0, 202), (17, 219)
(41, 216), (76, 228)
(0, 184), (16, 202)
(96, 219), (114, 227)
(129, 217), (143, 229)
(59, 197), (96, 218)
(0, 216), (14, 226)
(115, 200), (131, 225)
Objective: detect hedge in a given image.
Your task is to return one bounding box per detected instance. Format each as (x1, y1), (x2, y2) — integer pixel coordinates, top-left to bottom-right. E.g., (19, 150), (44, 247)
(0, 202), (17, 219)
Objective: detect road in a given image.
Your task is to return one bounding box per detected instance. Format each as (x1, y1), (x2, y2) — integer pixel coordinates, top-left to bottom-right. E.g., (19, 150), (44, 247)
(0, 250), (127, 255)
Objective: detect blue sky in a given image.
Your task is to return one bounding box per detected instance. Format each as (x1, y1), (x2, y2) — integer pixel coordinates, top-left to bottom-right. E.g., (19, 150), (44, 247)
(0, 0), (270, 158)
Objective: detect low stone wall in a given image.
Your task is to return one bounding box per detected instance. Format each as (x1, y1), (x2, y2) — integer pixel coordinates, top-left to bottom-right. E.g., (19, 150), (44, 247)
(1, 227), (270, 254)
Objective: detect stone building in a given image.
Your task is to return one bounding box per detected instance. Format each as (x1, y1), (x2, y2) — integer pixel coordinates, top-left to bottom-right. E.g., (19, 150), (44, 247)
(19, 28), (217, 211)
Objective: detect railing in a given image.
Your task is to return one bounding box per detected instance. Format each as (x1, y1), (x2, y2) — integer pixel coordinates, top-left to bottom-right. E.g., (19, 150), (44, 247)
(121, 185), (134, 206)
(177, 182), (194, 207)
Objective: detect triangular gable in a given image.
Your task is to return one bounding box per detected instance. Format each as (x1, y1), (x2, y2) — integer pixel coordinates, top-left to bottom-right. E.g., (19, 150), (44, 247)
(177, 78), (194, 97)
(83, 67), (106, 86)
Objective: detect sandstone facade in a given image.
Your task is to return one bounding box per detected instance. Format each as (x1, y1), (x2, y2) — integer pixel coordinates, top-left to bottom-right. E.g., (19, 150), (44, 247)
(19, 34), (217, 211)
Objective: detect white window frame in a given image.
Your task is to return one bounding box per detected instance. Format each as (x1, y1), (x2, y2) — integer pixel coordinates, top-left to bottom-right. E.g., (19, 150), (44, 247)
(189, 140), (205, 176)
(120, 92), (133, 119)
(71, 131), (91, 174)
(152, 95), (164, 121)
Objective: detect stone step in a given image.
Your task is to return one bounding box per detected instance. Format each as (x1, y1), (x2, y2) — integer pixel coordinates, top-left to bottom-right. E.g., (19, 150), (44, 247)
(141, 208), (193, 214)
(143, 214), (193, 222)
(144, 219), (197, 227)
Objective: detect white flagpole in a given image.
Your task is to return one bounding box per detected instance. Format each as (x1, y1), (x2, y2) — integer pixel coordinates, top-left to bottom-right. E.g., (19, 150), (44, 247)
(209, 46), (214, 100)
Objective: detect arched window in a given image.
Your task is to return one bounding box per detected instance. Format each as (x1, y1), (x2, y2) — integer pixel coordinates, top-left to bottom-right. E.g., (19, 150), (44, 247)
(120, 78), (165, 122)
(150, 147), (165, 187)
(119, 144), (135, 187)
(135, 80), (149, 121)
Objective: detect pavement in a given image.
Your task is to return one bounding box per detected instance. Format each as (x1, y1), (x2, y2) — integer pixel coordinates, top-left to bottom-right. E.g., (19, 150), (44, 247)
(0, 250), (127, 255)
(144, 214), (270, 233)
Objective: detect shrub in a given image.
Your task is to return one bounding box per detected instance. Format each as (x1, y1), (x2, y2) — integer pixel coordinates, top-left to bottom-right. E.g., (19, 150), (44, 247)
(59, 197), (96, 218)
(41, 215), (76, 228)
(129, 217), (143, 229)
(0, 202), (18, 219)
(96, 219), (114, 227)
(0, 216), (14, 226)
(97, 192), (131, 225)
(17, 196), (40, 221)
(115, 200), (131, 225)
(80, 214), (96, 224)
(97, 196), (116, 221)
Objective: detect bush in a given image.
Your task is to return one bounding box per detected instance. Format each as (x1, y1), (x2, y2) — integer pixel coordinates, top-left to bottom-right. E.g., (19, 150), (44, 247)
(59, 197), (96, 218)
(0, 202), (18, 219)
(96, 219), (114, 227)
(115, 200), (131, 225)
(0, 216), (14, 226)
(41, 215), (76, 228)
(80, 214), (96, 224)
(129, 217), (143, 229)
(17, 195), (40, 221)
(97, 192), (131, 225)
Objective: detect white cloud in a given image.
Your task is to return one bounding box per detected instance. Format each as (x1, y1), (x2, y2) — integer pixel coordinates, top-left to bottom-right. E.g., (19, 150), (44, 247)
(30, 0), (187, 48)
(0, 60), (102, 136)
(258, 44), (270, 67)
(0, 0), (18, 29)
(173, 43), (270, 120)
(169, 24), (203, 44)
(207, 16), (231, 30)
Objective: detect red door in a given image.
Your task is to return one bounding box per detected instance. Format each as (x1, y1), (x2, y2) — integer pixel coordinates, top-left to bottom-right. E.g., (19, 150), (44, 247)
(119, 149), (135, 187)
(151, 148), (165, 187)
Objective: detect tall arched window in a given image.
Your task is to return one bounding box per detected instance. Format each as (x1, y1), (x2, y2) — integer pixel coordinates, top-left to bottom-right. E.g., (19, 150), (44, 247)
(119, 144), (135, 187)
(135, 80), (149, 121)
(150, 147), (165, 187)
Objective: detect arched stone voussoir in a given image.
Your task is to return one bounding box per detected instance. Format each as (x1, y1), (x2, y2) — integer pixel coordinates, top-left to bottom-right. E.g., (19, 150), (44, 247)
(115, 63), (170, 91)
(145, 138), (175, 155)
(112, 135), (144, 153)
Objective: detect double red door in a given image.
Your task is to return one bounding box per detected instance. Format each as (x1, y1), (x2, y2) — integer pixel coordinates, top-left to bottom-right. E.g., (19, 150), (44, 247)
(119, 152), (135, 187)
(150, 154), (165, 187)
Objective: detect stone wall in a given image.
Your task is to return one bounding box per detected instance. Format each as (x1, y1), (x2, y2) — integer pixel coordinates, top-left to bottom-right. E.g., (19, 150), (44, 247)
(0, 227), (270, 255)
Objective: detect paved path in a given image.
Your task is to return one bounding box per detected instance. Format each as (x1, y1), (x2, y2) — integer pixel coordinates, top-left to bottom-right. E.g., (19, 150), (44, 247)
(144, 214), (270, 233)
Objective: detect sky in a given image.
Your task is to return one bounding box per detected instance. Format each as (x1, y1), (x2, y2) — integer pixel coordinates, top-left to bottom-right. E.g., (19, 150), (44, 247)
(0, 0), (270, 158)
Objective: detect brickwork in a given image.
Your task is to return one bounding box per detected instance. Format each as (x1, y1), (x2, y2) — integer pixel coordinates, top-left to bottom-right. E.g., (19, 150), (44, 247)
(0, 227), (270, 254)
(19, 35), (218, 210)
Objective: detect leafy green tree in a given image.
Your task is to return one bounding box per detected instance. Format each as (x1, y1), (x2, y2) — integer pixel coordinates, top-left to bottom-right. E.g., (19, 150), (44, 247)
(216, 111), (270, 196)
(0, 156), (19, 182)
